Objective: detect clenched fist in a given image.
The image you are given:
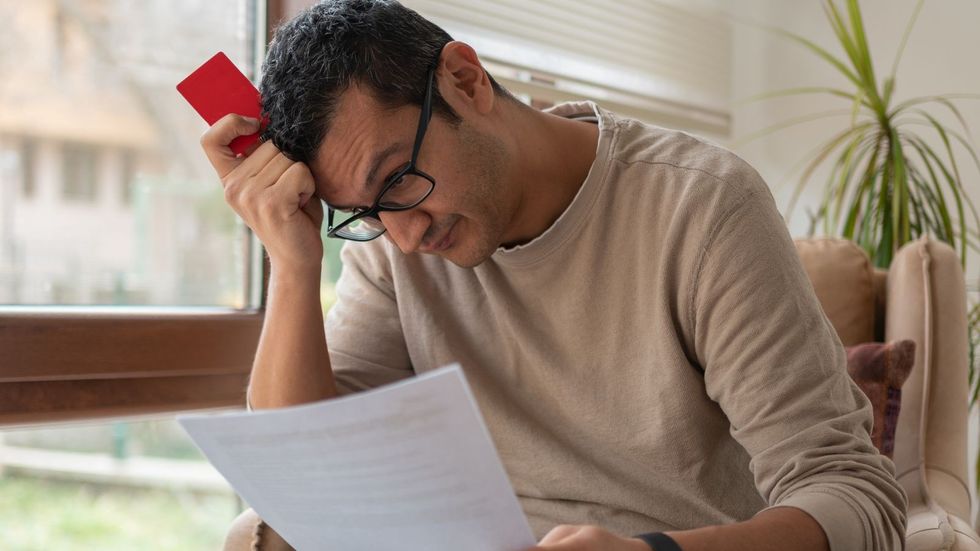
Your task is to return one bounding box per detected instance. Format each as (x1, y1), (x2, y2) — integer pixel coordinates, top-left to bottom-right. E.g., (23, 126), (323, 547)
(200, 114), (324, 272)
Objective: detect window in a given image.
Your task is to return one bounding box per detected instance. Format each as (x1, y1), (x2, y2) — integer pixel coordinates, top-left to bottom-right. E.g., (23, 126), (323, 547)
(61, 142), (98, 202)
(0, 0), (267, 409)
(0, 1), (277, 548)
(1, 0), (264, 308)
(20, 138), (37, 199)
(120, 149), (135, 206)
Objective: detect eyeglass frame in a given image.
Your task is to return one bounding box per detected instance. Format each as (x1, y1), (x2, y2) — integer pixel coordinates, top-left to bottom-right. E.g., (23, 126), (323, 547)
(324, 63), (438, 242)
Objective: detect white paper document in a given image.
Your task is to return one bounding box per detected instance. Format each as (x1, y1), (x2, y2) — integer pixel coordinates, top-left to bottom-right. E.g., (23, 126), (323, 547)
(178, 365), (536, 551)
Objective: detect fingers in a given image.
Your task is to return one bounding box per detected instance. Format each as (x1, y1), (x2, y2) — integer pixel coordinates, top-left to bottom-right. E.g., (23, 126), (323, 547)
(271, 162), (317, 207)
(255, 151), (297, 189)
(539, 525), (581, 545)
(240, 161), (315, 222)
(223, 150), (315, 225)
(534, 525), (631, 550)
(240, 138), (263, 158)
(236, 139), (284, 181)
(200, 114), (262, 178)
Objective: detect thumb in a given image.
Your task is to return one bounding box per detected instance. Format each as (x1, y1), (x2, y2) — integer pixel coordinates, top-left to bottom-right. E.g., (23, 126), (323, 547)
(200, 114), (263, 176)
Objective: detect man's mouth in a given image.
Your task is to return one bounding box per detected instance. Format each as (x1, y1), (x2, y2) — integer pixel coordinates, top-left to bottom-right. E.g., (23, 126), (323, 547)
(421, 219), (457, 253)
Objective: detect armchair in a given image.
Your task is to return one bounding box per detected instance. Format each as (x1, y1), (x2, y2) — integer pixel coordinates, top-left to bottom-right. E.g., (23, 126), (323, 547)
(796, 236), (978, 550)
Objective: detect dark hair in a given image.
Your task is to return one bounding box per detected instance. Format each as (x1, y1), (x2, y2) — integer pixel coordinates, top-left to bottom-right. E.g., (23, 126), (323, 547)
(259, 0), (508, 164)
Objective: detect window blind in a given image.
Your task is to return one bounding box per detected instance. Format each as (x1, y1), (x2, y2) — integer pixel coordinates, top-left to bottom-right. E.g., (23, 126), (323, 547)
(400, 0), (732, 136)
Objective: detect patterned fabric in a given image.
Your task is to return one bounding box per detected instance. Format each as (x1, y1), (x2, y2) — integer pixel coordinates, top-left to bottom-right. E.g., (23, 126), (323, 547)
(844, 340), (916, 458)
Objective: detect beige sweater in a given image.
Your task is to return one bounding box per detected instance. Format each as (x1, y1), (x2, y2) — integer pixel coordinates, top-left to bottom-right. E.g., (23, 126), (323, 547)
(324, 101), (908, 550)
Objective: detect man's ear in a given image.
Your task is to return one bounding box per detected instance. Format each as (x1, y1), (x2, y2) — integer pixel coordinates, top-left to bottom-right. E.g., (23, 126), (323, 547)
(438, 41), (494, 116)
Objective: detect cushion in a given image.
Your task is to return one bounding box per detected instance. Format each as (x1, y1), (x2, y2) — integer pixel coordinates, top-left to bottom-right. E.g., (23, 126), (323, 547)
(906, 503), (980, 550)
(844, 340), (916, 458)
(795, 239), (876, 346)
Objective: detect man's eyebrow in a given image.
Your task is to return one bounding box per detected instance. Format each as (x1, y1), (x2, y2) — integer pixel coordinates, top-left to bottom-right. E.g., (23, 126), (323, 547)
(364, 141), (406, 194)
(327, 141), (406, 211)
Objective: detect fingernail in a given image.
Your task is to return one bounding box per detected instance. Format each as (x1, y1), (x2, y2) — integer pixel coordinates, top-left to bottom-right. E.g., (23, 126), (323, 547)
(243, 116), (259, 125)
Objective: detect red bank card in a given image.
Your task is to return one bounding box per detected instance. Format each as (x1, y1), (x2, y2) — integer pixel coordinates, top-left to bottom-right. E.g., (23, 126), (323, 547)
(177, 51), (265, 156)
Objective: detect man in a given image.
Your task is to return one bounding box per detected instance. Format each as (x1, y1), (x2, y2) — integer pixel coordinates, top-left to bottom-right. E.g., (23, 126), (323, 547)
(201, 1), (908, 550)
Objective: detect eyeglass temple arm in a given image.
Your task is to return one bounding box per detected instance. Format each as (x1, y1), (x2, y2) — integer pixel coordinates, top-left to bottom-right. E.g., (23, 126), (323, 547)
(410, 67), (435, 165)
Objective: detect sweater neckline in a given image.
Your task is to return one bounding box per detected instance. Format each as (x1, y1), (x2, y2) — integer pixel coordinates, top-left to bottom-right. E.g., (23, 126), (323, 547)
(491, 101), (617, 268)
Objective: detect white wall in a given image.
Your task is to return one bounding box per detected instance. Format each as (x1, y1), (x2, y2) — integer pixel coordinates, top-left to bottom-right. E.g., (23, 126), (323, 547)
(727, 0), (980, 525)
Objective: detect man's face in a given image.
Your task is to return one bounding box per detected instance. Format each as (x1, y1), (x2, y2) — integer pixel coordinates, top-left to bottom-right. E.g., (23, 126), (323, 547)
(309, 84), (512, 268)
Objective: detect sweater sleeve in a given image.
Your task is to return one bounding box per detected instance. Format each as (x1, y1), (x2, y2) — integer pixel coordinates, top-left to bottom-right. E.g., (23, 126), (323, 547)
(690, 171), (908, 550)
(323, 240), (414, 395)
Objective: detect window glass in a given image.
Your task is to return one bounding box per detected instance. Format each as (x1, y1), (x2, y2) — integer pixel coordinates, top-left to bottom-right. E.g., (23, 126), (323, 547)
(20, 139), (38, 198)
(0, 0), (259, 307)
(61, 142), (98, 202)
(0, 1), (261, 548)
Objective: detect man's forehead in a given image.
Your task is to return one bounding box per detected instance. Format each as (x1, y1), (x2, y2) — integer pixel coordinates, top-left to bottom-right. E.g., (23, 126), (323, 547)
(309, 87), (406, 202)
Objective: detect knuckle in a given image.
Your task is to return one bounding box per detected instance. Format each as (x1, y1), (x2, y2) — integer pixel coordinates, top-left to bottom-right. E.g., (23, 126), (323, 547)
(223, 183), (237, 203)
(222, 175), (242, 196)
(256, 198), (276, 219)
(199, 127), (221, 150)
(236, 188), (256, 211)
(279, 162), (300, 181)
(287, 161), (310, 178)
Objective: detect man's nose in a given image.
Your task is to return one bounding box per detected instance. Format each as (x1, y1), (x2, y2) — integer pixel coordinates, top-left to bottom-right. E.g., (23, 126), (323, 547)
(379, 209), (430, 254)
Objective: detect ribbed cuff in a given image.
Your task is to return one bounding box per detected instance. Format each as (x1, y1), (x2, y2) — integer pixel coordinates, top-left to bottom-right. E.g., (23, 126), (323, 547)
(760, 490), (868, 551)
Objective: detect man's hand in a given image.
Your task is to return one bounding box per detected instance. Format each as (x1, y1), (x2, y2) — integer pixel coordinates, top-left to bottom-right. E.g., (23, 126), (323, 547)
(200, 114), (324, 272)
(527, 525), (652, 551)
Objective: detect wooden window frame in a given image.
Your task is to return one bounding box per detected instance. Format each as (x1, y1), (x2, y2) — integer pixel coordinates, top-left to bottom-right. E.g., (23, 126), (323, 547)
(0, 0), (314, 427)
(0, 308), (262, 425)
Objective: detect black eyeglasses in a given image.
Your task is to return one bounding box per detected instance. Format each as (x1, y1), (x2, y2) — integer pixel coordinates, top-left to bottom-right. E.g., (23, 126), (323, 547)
(325, 65), (437, 241)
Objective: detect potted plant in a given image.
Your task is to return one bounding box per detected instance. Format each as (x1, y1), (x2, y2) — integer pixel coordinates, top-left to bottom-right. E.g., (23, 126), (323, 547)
(741, 0), (980, 480)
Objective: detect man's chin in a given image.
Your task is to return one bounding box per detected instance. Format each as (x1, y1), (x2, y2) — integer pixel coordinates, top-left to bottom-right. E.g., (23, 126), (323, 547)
(418, 220), (500, 267)
(441, 247), (492, 269)
(440, 235), (498, 268)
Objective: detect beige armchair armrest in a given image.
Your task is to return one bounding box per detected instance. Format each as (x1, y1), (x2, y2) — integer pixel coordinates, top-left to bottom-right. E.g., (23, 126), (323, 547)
(886, 236), (978, 549)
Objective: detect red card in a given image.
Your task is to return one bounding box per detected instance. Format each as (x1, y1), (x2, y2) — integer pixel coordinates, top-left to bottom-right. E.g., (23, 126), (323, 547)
(177, 51), (266, 156)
